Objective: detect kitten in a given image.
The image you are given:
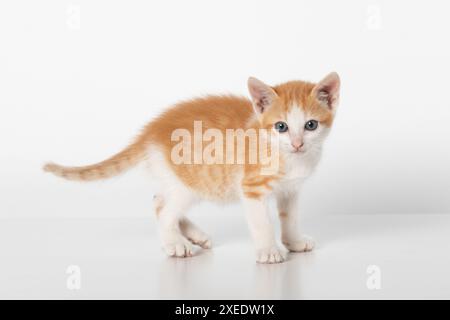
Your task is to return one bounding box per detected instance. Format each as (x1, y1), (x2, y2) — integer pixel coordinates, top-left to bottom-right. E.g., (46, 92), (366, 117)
(44, 72), (340, 264)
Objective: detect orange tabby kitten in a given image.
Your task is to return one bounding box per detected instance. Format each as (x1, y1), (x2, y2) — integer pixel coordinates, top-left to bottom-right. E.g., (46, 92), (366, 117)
(44, 72), (340, 264)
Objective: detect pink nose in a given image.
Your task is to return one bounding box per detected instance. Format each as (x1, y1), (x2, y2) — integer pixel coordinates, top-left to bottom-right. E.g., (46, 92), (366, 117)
(291, 141), (303, 150)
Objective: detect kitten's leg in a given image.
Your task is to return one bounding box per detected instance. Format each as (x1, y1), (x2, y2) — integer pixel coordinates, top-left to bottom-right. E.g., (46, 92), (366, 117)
(153, 193), (194, 258)
(179, 218), (212, 249)
(153, 195), (211, 249)
(242, 196), (285, 264)
(277, 192), (315, 252)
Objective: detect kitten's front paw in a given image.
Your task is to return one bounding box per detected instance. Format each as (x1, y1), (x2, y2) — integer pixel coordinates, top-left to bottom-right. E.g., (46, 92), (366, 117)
(283, 235), (315, 252)
(256, 246), (285, 264)
(163, 237), (194, 258)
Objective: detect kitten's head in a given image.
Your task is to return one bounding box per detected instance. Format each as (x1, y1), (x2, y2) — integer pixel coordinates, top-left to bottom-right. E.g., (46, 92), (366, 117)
(248, 72), (340, 155)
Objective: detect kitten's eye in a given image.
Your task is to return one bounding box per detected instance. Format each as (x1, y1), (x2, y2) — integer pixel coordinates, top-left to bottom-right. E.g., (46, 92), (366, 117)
(305, 120), (318, 131)
(274, 121), (288, 132)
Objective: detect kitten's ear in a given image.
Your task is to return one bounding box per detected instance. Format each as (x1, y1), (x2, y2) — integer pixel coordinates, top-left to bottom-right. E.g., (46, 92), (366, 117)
(247, 77), (278, 114)
(312, 72), (340, 112)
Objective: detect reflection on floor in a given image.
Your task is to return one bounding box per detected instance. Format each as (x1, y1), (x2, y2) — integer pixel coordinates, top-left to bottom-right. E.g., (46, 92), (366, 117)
(1, 214), (450, 299)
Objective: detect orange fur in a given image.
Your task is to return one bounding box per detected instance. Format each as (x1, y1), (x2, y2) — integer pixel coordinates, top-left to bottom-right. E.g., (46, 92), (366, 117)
(44, 79), (335, 200)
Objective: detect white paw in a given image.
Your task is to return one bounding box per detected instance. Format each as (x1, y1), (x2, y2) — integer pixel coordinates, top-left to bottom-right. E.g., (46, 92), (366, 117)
(256, 246), (285, 264)
(179, 219), (212, 249)
(163, 237), (194, 258)
(186, 231), (212, 249)
(283, 235), (315, 252)
(191, 236), (212, 249)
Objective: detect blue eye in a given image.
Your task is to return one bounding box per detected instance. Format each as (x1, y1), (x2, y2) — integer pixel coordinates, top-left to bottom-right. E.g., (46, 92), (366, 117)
(274, 121), (288, 132)
(305, 120), (318, 131)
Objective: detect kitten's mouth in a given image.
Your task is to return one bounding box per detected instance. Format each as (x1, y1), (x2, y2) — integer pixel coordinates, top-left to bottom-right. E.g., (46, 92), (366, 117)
(291, 149), (305, 154)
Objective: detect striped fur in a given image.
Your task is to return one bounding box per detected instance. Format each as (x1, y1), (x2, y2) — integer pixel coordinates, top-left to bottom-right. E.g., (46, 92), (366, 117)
(43, 136), (149, 181)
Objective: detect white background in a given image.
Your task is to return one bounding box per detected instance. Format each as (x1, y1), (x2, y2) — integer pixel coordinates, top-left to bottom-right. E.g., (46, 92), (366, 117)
(1, 0), (449, 220)
(1, 0), (450, 300)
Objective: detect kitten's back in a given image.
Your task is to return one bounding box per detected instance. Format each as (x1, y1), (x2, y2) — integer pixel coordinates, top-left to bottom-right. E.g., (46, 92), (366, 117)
(147, 95), (255, 201)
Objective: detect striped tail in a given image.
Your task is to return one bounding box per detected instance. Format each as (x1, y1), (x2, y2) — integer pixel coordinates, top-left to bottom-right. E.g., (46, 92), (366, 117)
(43, 140), (148, 181)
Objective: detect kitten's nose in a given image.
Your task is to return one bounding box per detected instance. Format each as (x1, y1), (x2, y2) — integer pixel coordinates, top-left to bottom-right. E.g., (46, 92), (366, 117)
(291, 140), (304, 150)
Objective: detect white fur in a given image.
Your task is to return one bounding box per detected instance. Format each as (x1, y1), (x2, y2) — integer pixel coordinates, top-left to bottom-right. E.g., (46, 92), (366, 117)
(286, 106), (305, 138)
(275, 188), (315, 252)
(147, 146), (199, 257)
(179, 217), (212, 249)
(242, 196), (285, 263)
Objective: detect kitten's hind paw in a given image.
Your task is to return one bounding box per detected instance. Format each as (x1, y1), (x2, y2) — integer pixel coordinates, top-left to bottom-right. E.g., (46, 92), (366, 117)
(256, 246), (285, 264)
(283, 235), (315, 252)
(184, 232), (212, 249)
(191, 237), (212, 249)
(163, 238), (194, 258)
(179, 218), (212, 249)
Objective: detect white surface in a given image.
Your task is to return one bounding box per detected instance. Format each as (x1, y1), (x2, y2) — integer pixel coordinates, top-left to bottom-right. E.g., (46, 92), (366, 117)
(1, 213), (450, 299)
(1, 0), (450, 219)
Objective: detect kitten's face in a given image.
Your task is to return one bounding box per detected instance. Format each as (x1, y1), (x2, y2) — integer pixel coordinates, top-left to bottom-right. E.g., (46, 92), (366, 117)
(263, 98), (332, 155)
(248, 73), (340, 156)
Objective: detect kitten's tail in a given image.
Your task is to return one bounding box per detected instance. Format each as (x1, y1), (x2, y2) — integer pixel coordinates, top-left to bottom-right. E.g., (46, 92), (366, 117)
(43, 138), (149, 182)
